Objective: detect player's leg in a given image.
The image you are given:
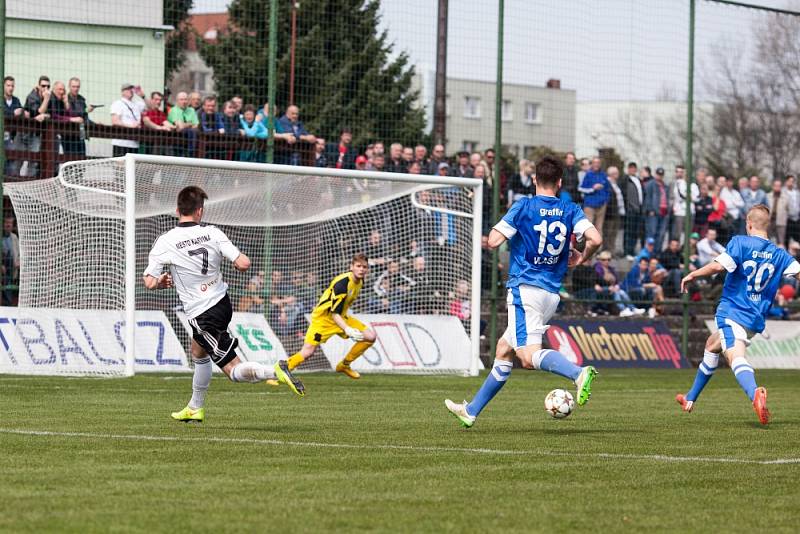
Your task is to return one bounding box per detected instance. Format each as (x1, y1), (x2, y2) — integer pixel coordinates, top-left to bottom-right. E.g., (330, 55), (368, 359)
(516, 286), (596, 406)
(677, 329), (722, 413)
(721, 335), (768, 424)
(287, 343), (317, 371)
(445, 335), (514, 428)
(171, 341), (211, 423)
(336, 317), (376, 379)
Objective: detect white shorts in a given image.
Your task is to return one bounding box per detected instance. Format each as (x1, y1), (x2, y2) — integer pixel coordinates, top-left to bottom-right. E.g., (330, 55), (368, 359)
(501, 285), (560, 348)
(715, 316), (755, 352)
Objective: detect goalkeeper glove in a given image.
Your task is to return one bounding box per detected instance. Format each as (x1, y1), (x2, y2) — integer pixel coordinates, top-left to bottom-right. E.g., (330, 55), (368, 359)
(345, 327), (364, 341)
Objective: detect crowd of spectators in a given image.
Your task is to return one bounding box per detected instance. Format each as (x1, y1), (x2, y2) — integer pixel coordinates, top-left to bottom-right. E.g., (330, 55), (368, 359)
(559, 154), (800, 318)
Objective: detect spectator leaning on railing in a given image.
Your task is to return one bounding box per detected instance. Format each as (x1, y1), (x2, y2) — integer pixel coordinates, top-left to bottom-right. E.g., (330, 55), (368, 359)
(278, 105), (316, 165)
(3, 76), (26, 176)
(239, 104), (267, 163)
(110, 82), (142, 157)
(325, 127), (357, 169)
(22, 75), (51, 177)
(49, 81), (85, 161)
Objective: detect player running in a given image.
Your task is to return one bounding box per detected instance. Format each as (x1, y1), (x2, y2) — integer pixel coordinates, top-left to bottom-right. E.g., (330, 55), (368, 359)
(280, 254), (376, 379)
(676, 205), (800, 425)
(445, 155), (603, 428)
(144, 186), (305, 423)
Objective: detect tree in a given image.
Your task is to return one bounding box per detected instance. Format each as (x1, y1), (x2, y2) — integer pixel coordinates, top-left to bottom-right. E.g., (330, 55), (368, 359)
(199, 0), (426, 147)
(164, 0), (195, 84)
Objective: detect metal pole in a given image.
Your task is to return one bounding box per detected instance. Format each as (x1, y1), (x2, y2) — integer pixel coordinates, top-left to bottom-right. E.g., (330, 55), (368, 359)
(124, 154), (137, 376)
(289, 1), (298, 106)
(266, 0), (278, 165)
(433, 0), (448, 146)
(0, 0), (5, 205)
(265, 0), (278, 326)
(489, 0), (504, 363)
(682, 0), (696, 360)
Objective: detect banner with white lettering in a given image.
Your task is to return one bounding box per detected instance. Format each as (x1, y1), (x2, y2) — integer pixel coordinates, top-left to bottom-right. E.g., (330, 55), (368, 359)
(705, 320), (800, 369)
(175, 311), (287, 365)
(315, 314), (478, 373)
(0, 307), (189, 375)
(545, 319), (688, 369)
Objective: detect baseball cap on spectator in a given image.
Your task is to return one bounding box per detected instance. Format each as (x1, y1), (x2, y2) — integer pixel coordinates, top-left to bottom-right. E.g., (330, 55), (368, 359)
(457, 151), (469, 157)
(645, 237), (655, 246)
(655, 167), (665, 176)
(121, 82), (135, 91)
(690, 232), (700, 239)
(438, 162), (450, 171)
(355, 155), (367, 165)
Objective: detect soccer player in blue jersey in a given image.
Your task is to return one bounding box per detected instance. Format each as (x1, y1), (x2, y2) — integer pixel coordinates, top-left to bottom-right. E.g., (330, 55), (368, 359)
(445, 156), (603, 428)
(676, 205), (800, 425)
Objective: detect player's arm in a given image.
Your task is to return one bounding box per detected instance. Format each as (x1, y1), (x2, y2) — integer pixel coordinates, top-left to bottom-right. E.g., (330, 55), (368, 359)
(214, 227), (249, 271)
(329, 276), (364, 341)
(232, 253), (250, 272)
(142, 237), (173, 290)
(574, 226), (602, 267)
(680, 259), (726, 293)
(488, 200), (522, 249)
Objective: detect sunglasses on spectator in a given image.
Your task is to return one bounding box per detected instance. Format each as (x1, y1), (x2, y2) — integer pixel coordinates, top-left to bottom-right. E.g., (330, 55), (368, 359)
(40, 84), (50, 88)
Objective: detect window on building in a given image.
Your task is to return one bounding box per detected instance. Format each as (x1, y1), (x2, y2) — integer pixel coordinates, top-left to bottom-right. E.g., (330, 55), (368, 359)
(192, 71), (207, 92)
(502, 144), (519, 157)
(523, 146), (538, 159)
(462, 141), (479, 153)
(525, 102), (541, 124)
(502, 99), (513, 122)
(464, 96), (480, 119)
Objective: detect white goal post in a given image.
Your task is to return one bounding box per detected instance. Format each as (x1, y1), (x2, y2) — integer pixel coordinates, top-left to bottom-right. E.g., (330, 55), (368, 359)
(3, 154), (483, 377)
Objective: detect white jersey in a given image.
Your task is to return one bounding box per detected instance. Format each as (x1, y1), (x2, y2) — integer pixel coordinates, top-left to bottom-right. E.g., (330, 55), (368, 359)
(144, 222), (241, 318)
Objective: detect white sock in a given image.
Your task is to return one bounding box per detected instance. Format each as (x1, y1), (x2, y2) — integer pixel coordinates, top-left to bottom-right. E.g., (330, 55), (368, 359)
(231, 361), (274, 383)
(189, 357), (212, 409)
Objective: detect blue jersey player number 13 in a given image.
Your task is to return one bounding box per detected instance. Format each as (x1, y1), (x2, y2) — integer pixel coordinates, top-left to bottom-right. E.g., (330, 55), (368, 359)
(445, 156), (603, 429)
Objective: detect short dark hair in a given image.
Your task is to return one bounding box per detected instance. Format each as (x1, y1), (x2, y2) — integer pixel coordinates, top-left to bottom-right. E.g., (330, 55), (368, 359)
(38, 75), (50, 84)
(4, 76), (14, 83)
(243, 104), (256, 113)
(485, 148), (495, 155)
(203, 95), (216, 104)
(534, 155), (564, 188)
(340, 126), (352, 135)
(177, 186), (208, 216)
(352, 252), (369, 265)
(628, 161), (637, 168)
(676, 164), (685, 170)
(150, 91), (163, 99)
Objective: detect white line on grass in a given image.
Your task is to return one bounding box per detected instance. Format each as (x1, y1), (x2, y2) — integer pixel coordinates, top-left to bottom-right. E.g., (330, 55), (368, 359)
(0, 428), (798, 465)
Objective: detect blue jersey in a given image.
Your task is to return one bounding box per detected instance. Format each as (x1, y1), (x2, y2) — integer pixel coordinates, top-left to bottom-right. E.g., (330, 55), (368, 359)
(494, 195), (592, 294)
(716, 235), (800, 333)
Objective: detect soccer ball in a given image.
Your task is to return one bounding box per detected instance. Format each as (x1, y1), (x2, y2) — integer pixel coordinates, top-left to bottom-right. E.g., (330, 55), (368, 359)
(544, 389), (575, 419)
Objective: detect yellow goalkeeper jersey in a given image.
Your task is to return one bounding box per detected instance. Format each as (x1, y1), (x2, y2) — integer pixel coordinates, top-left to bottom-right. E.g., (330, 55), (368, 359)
(310, 271), (363, 322)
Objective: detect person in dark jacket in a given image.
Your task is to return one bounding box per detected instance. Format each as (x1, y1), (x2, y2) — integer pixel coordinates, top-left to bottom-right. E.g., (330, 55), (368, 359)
(507, 159), (536, 207)
(643, 167), (671, 250)
(620, 161), (645, 259)
(562, 151), (580, 201)
(325, 127), (357, 169)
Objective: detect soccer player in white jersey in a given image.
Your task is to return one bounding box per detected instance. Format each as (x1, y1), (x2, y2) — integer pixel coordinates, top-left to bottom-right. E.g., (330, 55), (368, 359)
(445, 156), (603, 428)
(677, 205), (800, 425)
(144, 186), (305, 423)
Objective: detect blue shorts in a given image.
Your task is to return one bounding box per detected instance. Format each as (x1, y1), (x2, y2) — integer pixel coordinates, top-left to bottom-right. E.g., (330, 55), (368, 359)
(715, 315), (755, 352)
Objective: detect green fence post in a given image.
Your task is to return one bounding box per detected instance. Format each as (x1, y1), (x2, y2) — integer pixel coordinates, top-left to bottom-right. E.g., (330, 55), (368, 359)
(489, 0), (504, 362)
(682, 0), (696, 360)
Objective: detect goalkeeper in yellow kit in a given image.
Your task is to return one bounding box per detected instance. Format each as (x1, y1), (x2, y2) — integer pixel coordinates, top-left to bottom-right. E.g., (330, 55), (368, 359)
(284, 253), (376, 379)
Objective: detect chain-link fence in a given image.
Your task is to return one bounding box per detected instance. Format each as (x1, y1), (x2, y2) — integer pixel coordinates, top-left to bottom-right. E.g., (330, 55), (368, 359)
(1, 0), (799, 356)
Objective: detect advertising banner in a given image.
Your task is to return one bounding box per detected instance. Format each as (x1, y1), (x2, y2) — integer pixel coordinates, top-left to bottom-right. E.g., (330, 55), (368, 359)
(0, 307), (188, 374)
(316, 314), (478, 373)
(175, 311), (287, 365)
(545, 320), (688, 369)
(705, 320), (800, 369)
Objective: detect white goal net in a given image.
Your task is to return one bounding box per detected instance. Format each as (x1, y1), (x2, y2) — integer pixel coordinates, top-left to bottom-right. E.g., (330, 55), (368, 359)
(3, 155), (482, 376)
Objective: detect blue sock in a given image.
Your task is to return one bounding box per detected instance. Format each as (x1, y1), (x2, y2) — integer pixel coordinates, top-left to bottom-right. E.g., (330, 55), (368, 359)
(686, 351), (719, 402)
(731, 357), (757, 401)
(466, 359), (513, 417)
(536, 349), (581, 381)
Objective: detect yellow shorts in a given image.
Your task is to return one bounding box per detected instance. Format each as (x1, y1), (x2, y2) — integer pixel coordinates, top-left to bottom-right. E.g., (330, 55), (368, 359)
(304, 316), (368, 346)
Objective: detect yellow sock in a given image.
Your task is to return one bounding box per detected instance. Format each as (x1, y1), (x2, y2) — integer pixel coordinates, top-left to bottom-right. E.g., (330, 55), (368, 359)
(343, 340), (372, 365)
(287, 353), (305, 371)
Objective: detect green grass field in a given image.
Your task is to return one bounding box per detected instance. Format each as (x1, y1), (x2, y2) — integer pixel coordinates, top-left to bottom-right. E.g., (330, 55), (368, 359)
(2, 369), (799, 532)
